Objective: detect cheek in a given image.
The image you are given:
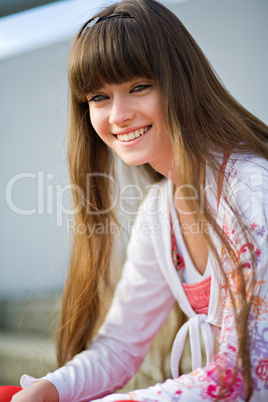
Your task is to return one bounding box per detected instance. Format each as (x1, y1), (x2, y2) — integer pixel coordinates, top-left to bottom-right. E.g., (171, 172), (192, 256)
(89, 108), (106, 137)
(89, 109), (99, 133)
(89, 110), (113, 149)
(150, 95), (166, 121)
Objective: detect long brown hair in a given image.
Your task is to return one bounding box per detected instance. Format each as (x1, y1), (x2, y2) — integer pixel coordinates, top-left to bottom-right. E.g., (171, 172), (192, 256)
(57, 0), (268, 399)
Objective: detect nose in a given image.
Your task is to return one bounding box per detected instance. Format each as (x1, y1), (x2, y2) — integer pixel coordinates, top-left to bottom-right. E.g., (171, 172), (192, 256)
(109, 96), (135, 126)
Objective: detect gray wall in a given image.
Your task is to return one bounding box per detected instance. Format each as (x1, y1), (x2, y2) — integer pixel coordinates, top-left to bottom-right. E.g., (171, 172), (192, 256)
(168, 0), (268, 123)
(0, 0), (267, 297)
(0, 0), (62, 18)
(0, 41), (71, 297)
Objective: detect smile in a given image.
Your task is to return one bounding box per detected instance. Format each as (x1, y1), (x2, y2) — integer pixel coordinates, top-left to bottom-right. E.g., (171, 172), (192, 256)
(116, 126), (151, 142)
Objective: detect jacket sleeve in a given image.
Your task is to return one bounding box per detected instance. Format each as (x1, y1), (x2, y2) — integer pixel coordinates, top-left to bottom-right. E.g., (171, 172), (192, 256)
(20, 191), (175, 402)
(93, 156), (268, 402)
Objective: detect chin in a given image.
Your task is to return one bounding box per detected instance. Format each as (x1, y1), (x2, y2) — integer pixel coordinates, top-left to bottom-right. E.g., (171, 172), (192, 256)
(121, 158), (147, 167)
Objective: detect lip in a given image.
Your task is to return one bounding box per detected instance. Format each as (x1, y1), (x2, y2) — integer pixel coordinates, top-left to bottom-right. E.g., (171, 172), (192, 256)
(114, 125), (151, 146)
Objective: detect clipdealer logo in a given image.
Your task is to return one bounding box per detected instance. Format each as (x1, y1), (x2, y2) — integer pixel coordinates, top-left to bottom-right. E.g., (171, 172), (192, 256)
(5, 169), (265, 231)
(5, 171), (160, 227)
(5, 171), (78, 226)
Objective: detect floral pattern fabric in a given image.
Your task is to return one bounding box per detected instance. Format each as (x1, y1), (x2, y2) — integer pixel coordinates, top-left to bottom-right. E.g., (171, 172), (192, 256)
(21, 154), (268, 402)
(93, 154), (268, 402)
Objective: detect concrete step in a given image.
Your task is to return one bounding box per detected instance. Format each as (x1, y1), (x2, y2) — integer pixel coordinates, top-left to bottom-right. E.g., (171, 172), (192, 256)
(0, 294), (61, 335)
(0, 331), (57, 386)
(0, 296), (191, 390)
(0, 295), (59, 385)
(0, 329), (159, 390)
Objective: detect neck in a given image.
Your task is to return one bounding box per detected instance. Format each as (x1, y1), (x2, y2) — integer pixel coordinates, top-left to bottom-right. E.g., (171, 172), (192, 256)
(149, 155), (180, 186)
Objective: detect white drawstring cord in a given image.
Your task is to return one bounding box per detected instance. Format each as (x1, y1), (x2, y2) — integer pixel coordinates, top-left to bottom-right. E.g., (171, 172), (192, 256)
(170, 314), (214, 378)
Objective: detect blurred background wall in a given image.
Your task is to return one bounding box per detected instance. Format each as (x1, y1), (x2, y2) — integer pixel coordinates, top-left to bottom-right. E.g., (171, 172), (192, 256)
(1, 0), (267, 298)
(0, 0), (62, 17)
(0, 0), (267, 387)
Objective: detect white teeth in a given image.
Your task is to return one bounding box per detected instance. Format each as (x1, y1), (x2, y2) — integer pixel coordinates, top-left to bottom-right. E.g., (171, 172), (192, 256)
(117, 126), (150, 142)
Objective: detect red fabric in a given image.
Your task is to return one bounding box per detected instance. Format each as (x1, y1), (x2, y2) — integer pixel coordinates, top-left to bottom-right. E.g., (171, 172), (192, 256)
(0, 387), (143, 402)
(182, 276), (211, 315)
(0, 386), (22, 401)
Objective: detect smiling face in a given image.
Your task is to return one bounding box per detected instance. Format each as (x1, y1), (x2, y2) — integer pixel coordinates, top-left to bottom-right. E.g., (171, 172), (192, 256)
(87, 78), (175, 176)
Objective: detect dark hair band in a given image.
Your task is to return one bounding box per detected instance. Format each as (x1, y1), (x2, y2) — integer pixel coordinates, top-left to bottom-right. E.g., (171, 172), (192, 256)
(79, 14), (135, 37)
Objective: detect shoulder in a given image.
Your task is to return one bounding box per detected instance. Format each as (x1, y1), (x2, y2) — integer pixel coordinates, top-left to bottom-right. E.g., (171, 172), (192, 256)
(137, 178), (169, 218)
(226, 152), (268, 184)
(129, 178), (169, 242)
(127, 178), (170, 259)
(223, 152), (268, 233)
(224, 153), (268, 205)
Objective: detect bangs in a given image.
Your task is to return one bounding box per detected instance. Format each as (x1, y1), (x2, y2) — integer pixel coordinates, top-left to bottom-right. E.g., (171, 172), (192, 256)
(69, 17), (156, 102)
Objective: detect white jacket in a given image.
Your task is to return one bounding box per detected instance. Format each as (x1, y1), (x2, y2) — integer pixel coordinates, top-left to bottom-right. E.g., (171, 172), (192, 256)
(21, 153), (268, 401)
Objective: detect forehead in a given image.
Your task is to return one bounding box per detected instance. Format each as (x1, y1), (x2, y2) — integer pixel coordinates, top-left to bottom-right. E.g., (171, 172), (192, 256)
(69, 17), (156, 101)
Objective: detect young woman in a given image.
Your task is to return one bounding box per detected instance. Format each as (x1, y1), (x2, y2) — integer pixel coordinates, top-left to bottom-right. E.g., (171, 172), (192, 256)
(5, 0), (268, 401)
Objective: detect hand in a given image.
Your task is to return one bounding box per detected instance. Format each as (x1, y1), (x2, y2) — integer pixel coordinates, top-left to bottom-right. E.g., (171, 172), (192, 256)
(11, 380), (59, 402)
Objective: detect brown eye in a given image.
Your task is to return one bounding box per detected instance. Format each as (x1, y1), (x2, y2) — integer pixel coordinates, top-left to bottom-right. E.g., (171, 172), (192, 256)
(88, 94), (109, 102)
(132, 84), (151, 93)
